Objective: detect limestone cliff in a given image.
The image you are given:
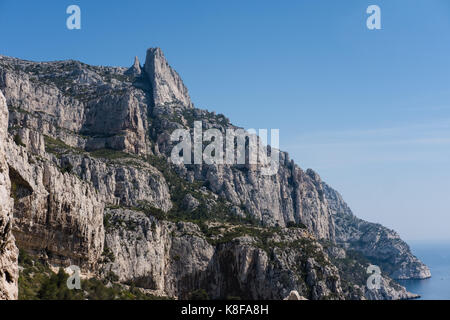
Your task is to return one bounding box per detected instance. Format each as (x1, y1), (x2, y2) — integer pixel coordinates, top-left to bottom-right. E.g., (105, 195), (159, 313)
(0, 90), (18, 300)
(0, 49), (429, 300)
(323, 182), (431, 279)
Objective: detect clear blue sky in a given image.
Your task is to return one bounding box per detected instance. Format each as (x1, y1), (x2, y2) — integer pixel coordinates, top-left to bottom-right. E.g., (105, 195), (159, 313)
(1, 0), (450, 240)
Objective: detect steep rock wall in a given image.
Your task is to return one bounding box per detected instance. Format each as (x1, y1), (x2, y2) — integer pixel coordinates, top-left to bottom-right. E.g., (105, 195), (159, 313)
(6, 138), (105, 270)
(0, 89), (18, 300)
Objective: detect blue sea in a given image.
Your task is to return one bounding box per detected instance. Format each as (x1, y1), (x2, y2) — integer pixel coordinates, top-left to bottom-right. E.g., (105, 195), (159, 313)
(397, 241), (450, 300)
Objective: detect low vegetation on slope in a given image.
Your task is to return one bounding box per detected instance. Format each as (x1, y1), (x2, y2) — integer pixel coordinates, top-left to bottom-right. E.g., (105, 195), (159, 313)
(18, 249), (167, 300)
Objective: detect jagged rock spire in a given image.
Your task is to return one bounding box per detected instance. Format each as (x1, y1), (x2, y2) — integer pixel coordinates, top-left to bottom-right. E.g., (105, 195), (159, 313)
(125, 56), (141, 76)
(144, 47), (192, 108)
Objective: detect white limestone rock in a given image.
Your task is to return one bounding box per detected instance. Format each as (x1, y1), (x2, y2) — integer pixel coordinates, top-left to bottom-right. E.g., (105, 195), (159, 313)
(0, 90), (18, 300)
(125, 56), (142, 77)
(284, 290), (307, 300)
(144, 48), (192, 108)
(0, 50), (430, 301)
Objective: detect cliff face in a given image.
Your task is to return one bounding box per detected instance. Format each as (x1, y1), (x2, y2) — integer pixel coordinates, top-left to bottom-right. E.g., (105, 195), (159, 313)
(0, 90), (18, 300)
(5, 136), (105, 270)
(0, 49), (429, 300)
(102, 208), (345, 300)
(323, 183), (431, 280)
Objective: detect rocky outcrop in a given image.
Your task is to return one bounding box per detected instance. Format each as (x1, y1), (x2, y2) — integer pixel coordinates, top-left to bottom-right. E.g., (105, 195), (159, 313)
(82, 87), (151, 155)
(177, 160), (335, 238)
(102, 209), (213, 297)
(102, 207), (413, 300)
(284, 290), (308, 300)
(0, 90), (18, 300)
(5, 137), (105, 270)
(323, 182), (431, 280)
(144, 48), (192, 108)
(125, 56), (142, 77)
(102, 208), (347, 300)
(58, 153), (172, 211)
(0, 56), (151, 156)
(364, 277), (419, 300)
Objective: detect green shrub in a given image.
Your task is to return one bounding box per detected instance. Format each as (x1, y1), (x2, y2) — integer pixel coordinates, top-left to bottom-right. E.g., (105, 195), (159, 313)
(188, 289), (209, 300)
(286, 221), (307, 229)
(37, 268), (83, 300)
(18, 250), (168, 300)
(138, 201), (167, 220)
(44, 135), (72, 155)
(13, 134), (25, 147)
(89, 148), (135, 160)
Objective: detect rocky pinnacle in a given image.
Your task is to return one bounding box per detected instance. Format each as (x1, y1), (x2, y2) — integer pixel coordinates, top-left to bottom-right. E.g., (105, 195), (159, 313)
(125, 56), (142, 77)
(144, 47), (192, 108)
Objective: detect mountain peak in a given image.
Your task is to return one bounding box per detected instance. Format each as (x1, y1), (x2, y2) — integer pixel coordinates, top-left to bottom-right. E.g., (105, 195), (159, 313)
(144, 47), (192, 108)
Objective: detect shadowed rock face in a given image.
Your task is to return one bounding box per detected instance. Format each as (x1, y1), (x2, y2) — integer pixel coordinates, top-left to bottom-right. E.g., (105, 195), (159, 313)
(0, 48), (429, 300)
(0, 90), (18, 300)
